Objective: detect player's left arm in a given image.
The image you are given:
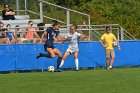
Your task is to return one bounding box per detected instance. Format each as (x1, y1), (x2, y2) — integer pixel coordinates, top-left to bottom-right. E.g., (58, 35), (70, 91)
(114, 36), (121, 50)
(79, 33), (88, 40)
(55, 31), (65, 42)
(61, 36), (71, 43)
(58, 33), (72, 43)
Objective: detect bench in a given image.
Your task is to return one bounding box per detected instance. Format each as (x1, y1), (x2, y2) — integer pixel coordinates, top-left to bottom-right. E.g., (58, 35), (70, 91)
(0, 15), (30, 20)
(1, 19), (42, 25)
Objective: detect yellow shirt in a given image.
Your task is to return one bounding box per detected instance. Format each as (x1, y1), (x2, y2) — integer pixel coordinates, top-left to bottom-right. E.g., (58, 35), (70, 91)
(101, 33), (117, 50)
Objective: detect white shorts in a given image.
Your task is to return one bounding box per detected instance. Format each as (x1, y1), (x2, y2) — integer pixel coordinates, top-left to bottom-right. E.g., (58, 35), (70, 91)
(66, 46), (79, 54)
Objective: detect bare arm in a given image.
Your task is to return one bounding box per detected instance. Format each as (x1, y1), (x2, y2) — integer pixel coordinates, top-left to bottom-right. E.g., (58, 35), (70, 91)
(79, 34), (89, 40)
(99, 39), (109, 48)
(40, 31), (47, 43)
(5, 10), (15, 15)
(56, 34), (63, 42)
(34, 32), (40, 39)
(114, 39), (121, 50)
(55, 33), (70, 43)
(60, 36), (71, 43)
(9, 11), (15, 15)
(13, 32), (16, 38)
(99, 39), (106, 48)
(5, 11), (10, 15)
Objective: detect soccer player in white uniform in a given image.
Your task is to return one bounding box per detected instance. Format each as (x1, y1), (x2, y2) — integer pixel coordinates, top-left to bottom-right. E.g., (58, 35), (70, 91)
(59, 25), (85, 71)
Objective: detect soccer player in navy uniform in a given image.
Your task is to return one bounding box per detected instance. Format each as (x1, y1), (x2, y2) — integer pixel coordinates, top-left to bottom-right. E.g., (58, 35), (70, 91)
(36, 21), (62, 72)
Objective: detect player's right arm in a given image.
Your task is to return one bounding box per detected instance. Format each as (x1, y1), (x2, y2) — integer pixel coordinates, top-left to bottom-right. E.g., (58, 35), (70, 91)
(60, 34), (72, 43)
(99, 39), (106, 48)
(99, 34), (108, 48)
(60, 37), (70, 43)
(113, 35), (121, 50)
(41, 31), (47, 43)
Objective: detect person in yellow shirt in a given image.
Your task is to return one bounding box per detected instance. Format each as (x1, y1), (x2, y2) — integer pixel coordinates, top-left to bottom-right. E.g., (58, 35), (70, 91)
(99, 27), (121, 69)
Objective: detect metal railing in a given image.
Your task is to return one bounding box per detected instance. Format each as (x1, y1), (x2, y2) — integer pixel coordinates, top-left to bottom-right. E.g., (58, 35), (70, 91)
(78, 24), (137, 41)
(0, 24), (137, 45)
(39, 0), (90, 27)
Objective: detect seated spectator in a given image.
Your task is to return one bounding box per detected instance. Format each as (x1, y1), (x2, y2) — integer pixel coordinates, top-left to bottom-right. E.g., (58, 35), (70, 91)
(25, 21), (41, 43)
(5, 24), (22, 43)
(15, 25), (27, 43)
(0, 21), (10, 44)
(37, 22), (45, 37)
(15, 25), (26, 38)
(2, 4), (15, 20)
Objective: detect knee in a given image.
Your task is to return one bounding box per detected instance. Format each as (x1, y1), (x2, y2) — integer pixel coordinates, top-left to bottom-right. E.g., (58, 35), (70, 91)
(112, 57), (115, 60)
(60, 53), (63, 57)
(62, 57), (65, 60)
(51, 54), (55, 58)
(106, 58), (109, 60)
(58, 53), (62, 57)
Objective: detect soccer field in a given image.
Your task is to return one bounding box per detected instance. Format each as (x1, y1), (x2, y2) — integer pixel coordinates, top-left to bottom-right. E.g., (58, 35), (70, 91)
(0, 68), (140, 93)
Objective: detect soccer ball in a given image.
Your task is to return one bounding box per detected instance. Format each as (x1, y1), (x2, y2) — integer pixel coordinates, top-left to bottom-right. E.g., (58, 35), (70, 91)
(48, 66), (55, 72)
(112, 41), (117, 47)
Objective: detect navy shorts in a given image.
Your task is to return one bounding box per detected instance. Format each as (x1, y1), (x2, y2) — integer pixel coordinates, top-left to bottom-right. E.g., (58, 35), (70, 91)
(44, 43), (56, 51)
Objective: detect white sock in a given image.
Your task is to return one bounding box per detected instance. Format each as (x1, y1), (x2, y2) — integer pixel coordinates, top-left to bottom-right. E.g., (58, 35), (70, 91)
(75, 59), (79, 69)
(59, 60), (64, 68)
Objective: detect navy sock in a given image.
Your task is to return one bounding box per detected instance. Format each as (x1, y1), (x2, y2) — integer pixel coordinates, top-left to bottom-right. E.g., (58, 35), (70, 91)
(57, 57), (62, 69)
(40, 53), (51, 58)
(43, 54), (51, 58)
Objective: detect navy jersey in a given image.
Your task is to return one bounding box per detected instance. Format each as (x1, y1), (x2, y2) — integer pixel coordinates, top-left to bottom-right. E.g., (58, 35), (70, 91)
(46, 27), (60, 42)
(44, 27), (60, 49)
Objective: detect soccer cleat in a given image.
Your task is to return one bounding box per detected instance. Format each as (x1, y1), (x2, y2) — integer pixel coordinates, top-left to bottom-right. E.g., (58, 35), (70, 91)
(107, 66), (112, 70)
(107, 67), (110, 70)
(56, 68), (62, 72)
(36, 52), (43, 59)
(76, 68), (79, 71)
(109, 66), (112, 69)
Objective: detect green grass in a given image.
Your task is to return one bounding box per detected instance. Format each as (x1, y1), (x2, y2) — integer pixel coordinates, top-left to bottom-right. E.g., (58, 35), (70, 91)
(0, 68), (140, 93)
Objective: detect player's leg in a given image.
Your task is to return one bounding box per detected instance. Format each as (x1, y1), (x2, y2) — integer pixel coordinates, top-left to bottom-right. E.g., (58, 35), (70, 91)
(53, 48), (63, 69)
(53, 48), (62, 57)
(106, 50), (110, 69)
(46, 48), (56, 58)
(74, 51), (79, 71)
(37, 44), (55, 59)
(36, 47), (55, 59)
(59, 51), (71, 68)
(109, 49), (115, 69)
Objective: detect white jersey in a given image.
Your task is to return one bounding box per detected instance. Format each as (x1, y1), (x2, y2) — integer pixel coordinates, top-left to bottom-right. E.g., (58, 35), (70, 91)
(66, 32), (81, 53)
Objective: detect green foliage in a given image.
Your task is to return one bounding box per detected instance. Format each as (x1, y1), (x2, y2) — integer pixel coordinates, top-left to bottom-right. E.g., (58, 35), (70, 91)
(46, 0), (140, 39)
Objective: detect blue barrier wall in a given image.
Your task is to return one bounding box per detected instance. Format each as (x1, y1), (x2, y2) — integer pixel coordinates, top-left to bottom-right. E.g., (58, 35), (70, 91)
(0, 41), (140, 71)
